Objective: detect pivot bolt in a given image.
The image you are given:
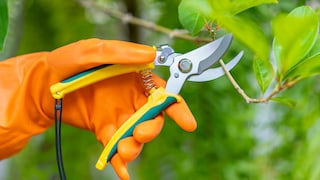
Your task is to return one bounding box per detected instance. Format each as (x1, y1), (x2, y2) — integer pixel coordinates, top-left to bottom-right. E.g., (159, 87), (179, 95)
(178, 58), (192, 73)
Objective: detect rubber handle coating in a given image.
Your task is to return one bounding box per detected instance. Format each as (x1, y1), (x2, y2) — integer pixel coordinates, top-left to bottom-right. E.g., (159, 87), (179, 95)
(95, 87), (180, 170)
(50, 63), (155, 99)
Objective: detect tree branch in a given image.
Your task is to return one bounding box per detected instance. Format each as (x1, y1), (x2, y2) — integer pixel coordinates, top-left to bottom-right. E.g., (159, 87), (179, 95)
(78, 0), (213, 43)
(219, 60), (298, 104)
(80, 0), (300, 104)
(219, 60), (263, 103)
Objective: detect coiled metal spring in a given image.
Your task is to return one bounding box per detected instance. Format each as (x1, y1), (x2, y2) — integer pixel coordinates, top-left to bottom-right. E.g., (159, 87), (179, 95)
(140, 69), (157, 95)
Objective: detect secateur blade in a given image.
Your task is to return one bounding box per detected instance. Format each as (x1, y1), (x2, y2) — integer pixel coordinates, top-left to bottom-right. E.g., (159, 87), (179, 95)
(188, 51), (244, 82)
(165, 34), (233, 94)
(177, 34), (233, 73)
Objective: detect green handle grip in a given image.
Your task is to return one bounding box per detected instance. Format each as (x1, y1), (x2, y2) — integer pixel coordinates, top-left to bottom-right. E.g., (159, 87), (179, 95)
(96, 87), (180, 170)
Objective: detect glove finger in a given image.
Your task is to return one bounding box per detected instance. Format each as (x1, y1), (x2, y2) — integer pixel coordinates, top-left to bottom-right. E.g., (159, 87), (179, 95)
(133, 114), (164, 143)
(96, 124), (118, 146)
(47, 39), (156, 79)
(110, 153), (130, 180)
(152, 75), (197, 132)
(118, 137), (143, 162)
(164, 97), (197, 132)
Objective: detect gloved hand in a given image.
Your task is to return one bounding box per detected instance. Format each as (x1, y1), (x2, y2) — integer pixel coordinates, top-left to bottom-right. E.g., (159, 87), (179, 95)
(0, 39), (197, 179)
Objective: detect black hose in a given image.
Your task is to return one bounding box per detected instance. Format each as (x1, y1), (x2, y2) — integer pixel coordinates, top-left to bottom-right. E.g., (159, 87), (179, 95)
(54, 99), (66, 180)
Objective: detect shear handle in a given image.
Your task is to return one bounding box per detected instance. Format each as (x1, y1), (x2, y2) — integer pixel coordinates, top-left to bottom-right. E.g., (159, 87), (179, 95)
(95, 87), (181, 170)
(50, 63), (154, 99)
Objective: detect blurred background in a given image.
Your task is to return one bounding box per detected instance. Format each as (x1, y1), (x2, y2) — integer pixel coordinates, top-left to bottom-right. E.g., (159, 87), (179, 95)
(1, 0), (320, 179)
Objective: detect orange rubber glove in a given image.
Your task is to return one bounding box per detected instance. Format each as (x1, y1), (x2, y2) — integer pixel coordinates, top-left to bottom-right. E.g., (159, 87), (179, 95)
(0, 39), (197, 179)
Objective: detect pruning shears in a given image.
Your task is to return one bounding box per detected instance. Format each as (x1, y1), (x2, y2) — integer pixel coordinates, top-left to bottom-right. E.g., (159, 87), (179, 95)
(50, 34), (243, 170)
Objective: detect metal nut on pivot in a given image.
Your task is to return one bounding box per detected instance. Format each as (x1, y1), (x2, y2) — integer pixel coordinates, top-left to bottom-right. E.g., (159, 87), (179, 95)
(159, 55), (165, 63)
(157, 45), (174, 64)
(178, 58), (193, 73)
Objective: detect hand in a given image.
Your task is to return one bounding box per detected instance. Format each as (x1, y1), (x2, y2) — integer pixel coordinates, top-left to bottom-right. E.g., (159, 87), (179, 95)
(0, 39), (197, 179)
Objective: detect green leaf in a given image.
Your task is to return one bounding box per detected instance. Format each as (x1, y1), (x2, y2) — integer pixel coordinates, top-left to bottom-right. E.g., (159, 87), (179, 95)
(285, 53), (320, 81)
(271, 97), (297, 108)
(0, 0), (8, 50)
(220, 15), (270, 61)
(178, 0), (278, 35)
(284, 36), (320, 80)
(272, 6), (319, 79)
(178, 0), (276, 61)
(202, 0), (277, 16)
(178, 0), (212, 35)
(228, 0), (278, 15)
(253, 56), (274, 93)
(305, 35), (320, 58)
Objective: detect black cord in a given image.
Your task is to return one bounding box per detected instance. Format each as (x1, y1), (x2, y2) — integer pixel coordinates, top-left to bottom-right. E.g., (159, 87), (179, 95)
(54, 99), (66, 180)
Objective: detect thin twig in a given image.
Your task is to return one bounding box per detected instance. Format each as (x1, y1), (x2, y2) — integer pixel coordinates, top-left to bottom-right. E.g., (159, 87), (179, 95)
(79, 0), (213, 43)
(264, 80), (298, 100)
(219, 60), (264, 103)
(219, 59), (298, 104)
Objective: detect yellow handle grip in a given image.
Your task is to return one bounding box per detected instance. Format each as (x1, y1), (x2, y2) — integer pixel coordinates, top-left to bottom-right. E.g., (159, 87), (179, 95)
(95, 87), (181, 170)
(50, 63), (155, 99)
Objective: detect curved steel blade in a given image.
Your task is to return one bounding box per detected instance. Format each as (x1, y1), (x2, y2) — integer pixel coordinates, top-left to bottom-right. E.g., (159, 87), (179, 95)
(188, 51), (243, 82)
(176, 34), (233, 74)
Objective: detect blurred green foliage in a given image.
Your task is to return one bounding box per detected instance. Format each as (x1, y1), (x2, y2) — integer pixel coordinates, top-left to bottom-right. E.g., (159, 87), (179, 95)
(0, 0), (8, 50)
(2, 0), (320, 179)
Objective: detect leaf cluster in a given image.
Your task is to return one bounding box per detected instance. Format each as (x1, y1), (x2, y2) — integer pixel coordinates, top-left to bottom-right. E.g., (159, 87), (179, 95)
(179, 0), (320, 105)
